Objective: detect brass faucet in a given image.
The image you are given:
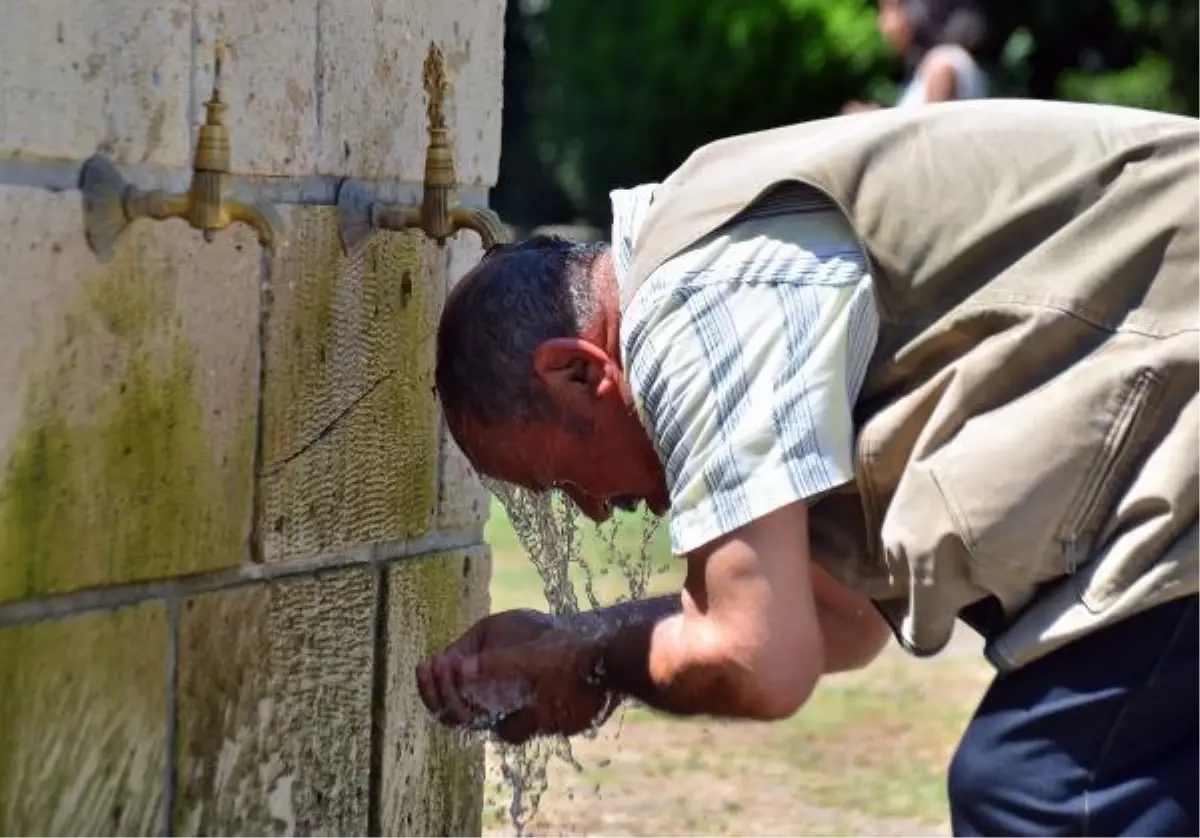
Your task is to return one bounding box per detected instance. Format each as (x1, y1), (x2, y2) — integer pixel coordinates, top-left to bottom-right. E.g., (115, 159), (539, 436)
(80, 41), (284, 262)
(335, 43), (510, 259)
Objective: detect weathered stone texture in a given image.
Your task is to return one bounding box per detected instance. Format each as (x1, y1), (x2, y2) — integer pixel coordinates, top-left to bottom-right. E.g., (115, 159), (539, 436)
(382, 548), (491, 837)
(258, 209), (443, 562)
(437, 425), (492, 534)
(0, 605), (167, 835)
(314, 0), (504, 183)
(191, 0), (322, 177)
(1, 1), (501, 183)
(0, 0), (501, 832)
(175, 569), (375, 836)
(0, 187), (259, 602)
(0, 2), (193, 167)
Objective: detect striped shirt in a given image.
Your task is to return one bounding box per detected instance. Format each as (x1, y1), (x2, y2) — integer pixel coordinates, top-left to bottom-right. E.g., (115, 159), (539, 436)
(613, 183), (881, 555)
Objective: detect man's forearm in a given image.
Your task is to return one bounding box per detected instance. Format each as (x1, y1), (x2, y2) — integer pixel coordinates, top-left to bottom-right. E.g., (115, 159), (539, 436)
(564, 595), (766, 718)
(565, 594), (680, 641)
(561, 595), (703, 714)
(562, 586), (885, 718)
(816, 598), (890, 672)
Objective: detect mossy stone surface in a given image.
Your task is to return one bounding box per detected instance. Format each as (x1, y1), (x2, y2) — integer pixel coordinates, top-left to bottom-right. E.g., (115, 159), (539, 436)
(382, 548), (491, 836)
(0, 215), (259, 602)
(0, 603), (167, 835)
(259, 210), (443, 562)
(174, 567), (376, 836)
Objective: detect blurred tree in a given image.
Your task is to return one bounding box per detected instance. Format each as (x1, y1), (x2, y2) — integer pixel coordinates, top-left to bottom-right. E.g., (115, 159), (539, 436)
(515, 0), (897, 226)
(983, 0), (1198, 113)
(1066, 0), (1196, 113)
(494, 0), (1198, 229)
(491, 0), (575, 230)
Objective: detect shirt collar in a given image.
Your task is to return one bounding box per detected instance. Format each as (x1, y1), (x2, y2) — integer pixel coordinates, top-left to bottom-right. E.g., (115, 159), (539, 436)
(609, 183), (659, 291)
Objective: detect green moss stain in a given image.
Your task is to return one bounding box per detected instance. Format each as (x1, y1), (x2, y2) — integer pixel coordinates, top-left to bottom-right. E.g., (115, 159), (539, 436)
(0, 230), (255, 601)
(2, 342), (216, 599)
(0, 604), (167, 835)
(173, 584), (273, 836)
(1, 417), (65, 600)
(262, 209), (341, 463)
(260, 211), (441, 560)
(82, 246), (166, 339)
(384, 554), (487, 836)
(421, 723), (484, 837)
(410, 555), (473, 653)
(366, 228), (440, 541)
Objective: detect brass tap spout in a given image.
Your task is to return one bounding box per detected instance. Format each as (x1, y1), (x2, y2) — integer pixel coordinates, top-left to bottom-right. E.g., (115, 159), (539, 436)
(80, 40), (284, 262)
(335, 43), (510, 259)
(449, 205), (509, 251)
(226, 199), (283, 250)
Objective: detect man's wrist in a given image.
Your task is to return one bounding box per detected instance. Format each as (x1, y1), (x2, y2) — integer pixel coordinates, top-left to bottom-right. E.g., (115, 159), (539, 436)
(561, 596), (682, 708)
(579, 637), (609, 687)
(573, 635), (625, 721)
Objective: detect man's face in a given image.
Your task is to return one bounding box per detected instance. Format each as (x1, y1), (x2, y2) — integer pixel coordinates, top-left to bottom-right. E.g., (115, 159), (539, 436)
(452, 408), (670, 524)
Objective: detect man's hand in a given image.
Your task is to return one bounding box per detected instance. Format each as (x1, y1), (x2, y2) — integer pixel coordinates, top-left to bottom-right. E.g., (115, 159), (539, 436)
(416, 502), (888, 737)
(418, 501), (834, 737)
(415, 609), (615, 745)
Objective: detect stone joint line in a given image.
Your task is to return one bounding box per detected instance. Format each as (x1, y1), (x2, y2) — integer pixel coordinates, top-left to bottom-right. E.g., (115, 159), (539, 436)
(0, 528), (487, 628)
(0, 155), (493, 208)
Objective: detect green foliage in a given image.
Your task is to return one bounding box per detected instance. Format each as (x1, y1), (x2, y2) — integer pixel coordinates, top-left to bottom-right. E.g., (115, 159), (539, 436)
(495, 0), (1198, 229)
(1059, 54), (1189, 113)
(522, 0), (895, 225)
(1105, 0), (1197, 106)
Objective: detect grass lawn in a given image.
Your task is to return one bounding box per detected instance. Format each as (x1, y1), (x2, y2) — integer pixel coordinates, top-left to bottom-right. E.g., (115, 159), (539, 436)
(480, 498), (992, 837)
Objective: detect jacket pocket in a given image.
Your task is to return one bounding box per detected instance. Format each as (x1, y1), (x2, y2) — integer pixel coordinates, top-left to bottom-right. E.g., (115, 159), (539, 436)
(1057, 368), (1166, 573)
(923, 361), (1167, 611)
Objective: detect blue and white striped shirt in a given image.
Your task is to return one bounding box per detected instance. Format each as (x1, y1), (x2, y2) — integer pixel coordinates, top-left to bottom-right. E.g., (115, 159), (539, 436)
(614, 183), (880, 555)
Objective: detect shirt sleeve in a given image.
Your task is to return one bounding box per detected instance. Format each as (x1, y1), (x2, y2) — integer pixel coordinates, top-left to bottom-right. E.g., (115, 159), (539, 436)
(620, 205), (879, 556)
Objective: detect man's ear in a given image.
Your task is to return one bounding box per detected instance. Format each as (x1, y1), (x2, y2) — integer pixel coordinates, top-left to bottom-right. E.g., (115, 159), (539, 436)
(532, 338), (613, 408)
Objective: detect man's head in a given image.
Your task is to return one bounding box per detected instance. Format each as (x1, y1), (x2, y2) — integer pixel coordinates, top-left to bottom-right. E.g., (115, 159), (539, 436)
(436, 235), (669, 522)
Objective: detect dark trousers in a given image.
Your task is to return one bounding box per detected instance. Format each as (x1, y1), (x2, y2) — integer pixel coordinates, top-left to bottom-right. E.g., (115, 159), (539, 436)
(949, 595), (1199, 837)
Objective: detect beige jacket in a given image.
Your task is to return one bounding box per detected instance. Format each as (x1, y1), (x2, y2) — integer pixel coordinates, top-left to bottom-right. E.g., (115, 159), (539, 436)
(622, 99), (1199, 670)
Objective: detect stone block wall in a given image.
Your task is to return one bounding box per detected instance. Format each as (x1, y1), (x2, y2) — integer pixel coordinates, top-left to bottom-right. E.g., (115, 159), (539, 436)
(0, 1), (501, 834)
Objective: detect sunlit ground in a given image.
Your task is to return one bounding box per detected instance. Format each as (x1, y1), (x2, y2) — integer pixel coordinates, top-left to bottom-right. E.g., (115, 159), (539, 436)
(481, 498), (992, 837)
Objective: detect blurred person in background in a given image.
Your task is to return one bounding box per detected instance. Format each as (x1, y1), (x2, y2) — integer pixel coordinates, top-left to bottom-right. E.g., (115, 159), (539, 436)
(843, 0), (989, 113)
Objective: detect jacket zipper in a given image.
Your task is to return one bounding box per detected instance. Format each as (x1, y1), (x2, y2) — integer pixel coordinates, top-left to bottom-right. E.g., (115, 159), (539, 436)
(1059, 368), (1163, 572)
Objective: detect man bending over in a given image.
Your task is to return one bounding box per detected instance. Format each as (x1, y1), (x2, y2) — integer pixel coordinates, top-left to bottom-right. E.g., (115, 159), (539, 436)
(418, 98), (1198, 837)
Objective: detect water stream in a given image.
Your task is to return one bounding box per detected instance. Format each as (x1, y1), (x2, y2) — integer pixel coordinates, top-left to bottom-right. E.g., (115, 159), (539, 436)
(480, 479), (665, 835)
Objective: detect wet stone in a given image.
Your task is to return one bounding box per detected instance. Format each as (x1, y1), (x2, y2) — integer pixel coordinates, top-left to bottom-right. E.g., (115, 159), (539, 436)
(381, 548), (490, 836)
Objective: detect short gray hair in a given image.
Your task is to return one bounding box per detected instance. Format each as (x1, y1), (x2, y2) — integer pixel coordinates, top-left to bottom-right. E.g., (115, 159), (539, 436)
(436, 235), (607, 427)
